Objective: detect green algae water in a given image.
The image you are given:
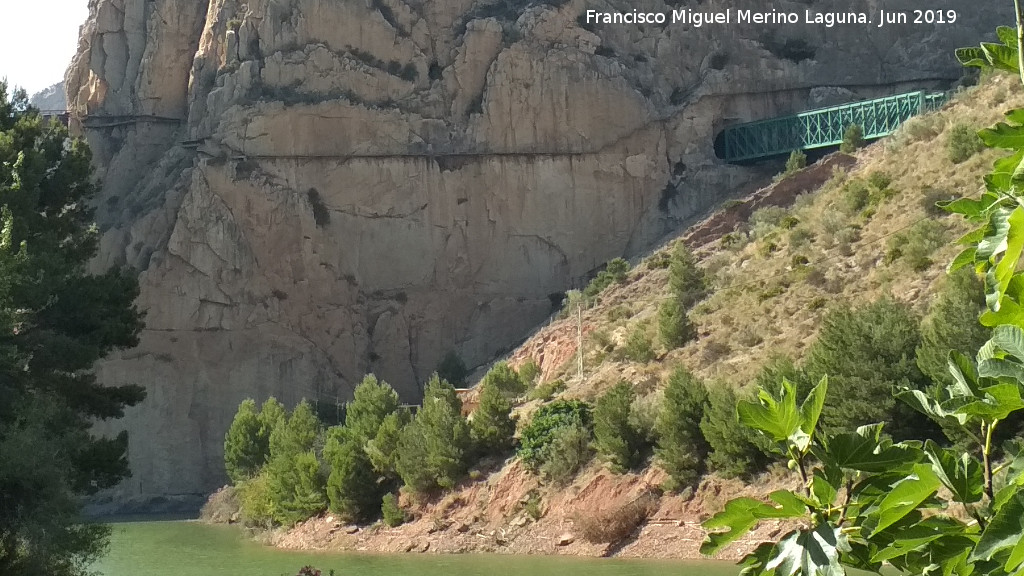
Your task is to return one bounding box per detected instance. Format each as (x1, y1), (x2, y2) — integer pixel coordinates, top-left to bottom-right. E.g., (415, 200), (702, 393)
(93, 520), (738, 576)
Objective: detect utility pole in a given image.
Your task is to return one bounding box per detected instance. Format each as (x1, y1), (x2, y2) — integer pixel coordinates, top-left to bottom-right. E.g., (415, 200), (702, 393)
(576, 300), (583, 380)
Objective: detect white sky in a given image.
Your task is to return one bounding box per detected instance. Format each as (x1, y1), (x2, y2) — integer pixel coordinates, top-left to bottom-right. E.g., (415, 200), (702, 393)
(0, 0), (90, 95)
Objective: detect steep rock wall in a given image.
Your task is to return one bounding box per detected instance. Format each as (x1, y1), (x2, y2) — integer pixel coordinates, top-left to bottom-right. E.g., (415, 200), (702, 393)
(66, 0), (1009, 508)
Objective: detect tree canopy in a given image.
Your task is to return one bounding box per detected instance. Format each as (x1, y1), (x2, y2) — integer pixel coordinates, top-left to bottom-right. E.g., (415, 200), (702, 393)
(0, 82), (145, 575)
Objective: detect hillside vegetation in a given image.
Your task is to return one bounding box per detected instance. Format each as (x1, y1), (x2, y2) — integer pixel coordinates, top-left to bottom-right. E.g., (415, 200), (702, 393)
(212, 72), (1024, 558)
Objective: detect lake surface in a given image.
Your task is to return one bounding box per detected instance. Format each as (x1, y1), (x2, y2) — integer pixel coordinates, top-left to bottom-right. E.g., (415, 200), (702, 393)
(93, 520), (739, 576)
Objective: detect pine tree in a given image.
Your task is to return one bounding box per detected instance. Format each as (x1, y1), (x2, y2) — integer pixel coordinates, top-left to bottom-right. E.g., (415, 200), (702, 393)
(668, 242), (706, 310)
(395, 374), (471, 492)
(658, 298), (696, 349)
(345, 374), (399, 444)
(482, 361), (526, 398)
(325, 431), (379, 522)
(259, 397), (286, 440)
(366, 409), (411, 478)
(0, 83), (146, 575)
(224, 399), (266, 483)
(916, 269), (989, 386)
(700, 385), (768, 478)
(265, 401), (326, 524)
(655, 368), (710, 488)
(470, 381), (516, 455)
(593, 382), (644, 470)
(805, 298), (938, 441)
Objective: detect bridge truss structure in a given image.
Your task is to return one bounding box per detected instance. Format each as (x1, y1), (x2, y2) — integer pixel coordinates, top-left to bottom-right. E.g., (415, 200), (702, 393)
(719, 91), (948, 163)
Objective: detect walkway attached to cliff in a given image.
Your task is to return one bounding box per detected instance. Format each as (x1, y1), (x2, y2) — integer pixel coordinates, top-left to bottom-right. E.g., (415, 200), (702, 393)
(717, 90), (948, 163)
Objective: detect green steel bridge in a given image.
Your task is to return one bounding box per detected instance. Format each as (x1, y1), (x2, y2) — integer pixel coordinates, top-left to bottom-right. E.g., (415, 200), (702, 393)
(717, 91), (948, 163)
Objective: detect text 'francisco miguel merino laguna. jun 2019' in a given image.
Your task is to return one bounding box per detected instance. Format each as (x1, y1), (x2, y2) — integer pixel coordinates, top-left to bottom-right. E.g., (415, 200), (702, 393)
(583, 8), (960, 28)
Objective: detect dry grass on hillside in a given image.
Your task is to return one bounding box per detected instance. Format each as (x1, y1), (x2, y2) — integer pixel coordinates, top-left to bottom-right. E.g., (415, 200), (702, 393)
(512, 73), (1024, 404)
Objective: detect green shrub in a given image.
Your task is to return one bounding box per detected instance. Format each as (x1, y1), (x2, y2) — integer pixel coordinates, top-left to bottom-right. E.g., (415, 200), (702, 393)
(481, 361), (526, 398)
(885, 219), (947, 271)
(524, 490), (544, 520)
(805, 298), (937, 441)
(605, 257), (630, 282)
(839, 123), (864, 153)
(395, 375), (471, 492)
(840, 179), (870, 214)
(436, 351), (469, 387)
(528, 379), (566, 401)
(668, 242), (707, 309)
(756, 236), (780, 257)
(583, 258), (631, 301)
(784, 149), (807, 174)
(720, 232), (748, 251)
(750, 206), (790, 239)
(538, 422), (593, 485)
(518, 400), (592, 469)
(594, 382), (645, 470)
(518, 360), (541, 387)
(867, 171), (893, 190)
(470, 381), (516, 456)
(658, 298), (696, 350)
(623, 326), (655, 363)
(629, 393), (661, 445)
(656, 368), (710, 488)
(700, 386), (768, 478)
(225, 398), (268, 483)
(237, 472), (276, 528)
(788, 226), (815, 249)
(947, 123), (984, 164)
(381, 493), (406, 527)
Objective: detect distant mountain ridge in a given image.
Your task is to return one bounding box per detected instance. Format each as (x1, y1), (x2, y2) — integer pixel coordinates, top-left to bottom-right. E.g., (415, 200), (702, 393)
(30, 82), (66, 110)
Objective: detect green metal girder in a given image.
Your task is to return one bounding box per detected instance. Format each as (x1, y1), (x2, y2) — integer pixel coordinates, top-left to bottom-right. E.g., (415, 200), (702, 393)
(720, 91), (948, 162)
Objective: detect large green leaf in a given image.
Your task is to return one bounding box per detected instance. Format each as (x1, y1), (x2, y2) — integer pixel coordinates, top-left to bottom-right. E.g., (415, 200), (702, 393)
(956, 46), (988, 68)
(981, 121), (1024, 151)
(766, 524), (849, 576)
(737, 379), (806, 451)
(996, 208), (1024, 306)
(980, 325), (1024, 362)
(897, 388), (967, 427)
(701, 491), (808, 556)
(738, 542), (776, 576)
(799, 376), (827, 440)
(981, 276), (1024, 327)
(923, 440), (983, 504)
(815, 428), (919, 474)
(871, 517), (968, 563)
(811, 464), (842, 508)
(972, 491), (1024, 567)
(869, 463), (941, 536)
(958, 383), (1024, 422)
(997, 26), (1019, 47)
(986, 152), (1024, 193)
(981, 42), (1023, 74)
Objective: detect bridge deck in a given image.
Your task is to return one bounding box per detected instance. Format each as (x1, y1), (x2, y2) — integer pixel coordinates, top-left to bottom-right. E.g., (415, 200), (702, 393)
(719, 91), (947, 163)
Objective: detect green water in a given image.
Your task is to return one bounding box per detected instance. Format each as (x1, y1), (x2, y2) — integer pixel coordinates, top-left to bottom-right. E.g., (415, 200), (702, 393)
(93, 520), (738, 576)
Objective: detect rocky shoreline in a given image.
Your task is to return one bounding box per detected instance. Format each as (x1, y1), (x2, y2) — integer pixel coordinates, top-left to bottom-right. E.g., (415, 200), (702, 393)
(203, 462), (798, 561)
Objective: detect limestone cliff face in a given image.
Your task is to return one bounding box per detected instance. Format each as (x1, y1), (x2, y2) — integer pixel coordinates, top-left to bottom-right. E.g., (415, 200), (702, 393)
(67, 0), (1009, 507)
